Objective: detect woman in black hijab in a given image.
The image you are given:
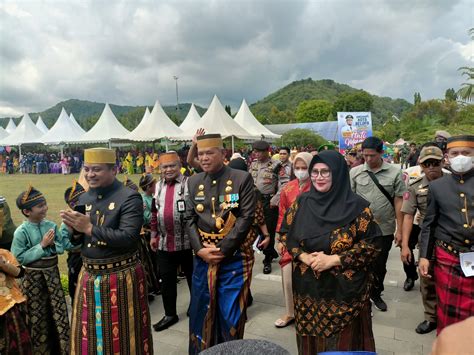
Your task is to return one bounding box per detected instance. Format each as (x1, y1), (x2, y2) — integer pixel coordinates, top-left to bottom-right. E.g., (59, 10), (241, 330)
(280, 150), (381, 354)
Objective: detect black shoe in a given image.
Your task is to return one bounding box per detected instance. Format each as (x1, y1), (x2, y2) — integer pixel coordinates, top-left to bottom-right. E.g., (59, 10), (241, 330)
(371, 296), (387, 312)
(415, 320), (437, 334)
(247, 292), (254, 307)
(403, 278), (416, 291)
(263, 263), (272, 274)
(153, 315), (179, 332)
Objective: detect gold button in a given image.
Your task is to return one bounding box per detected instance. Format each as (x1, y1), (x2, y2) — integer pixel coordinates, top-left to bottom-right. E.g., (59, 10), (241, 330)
(212, 180), (217, 185)
(462, 208), (466, 212)
(211, 197), (215, 201)
(464, 224), (469, 228)
(460, 179), (464, 184)
(87, 243), (92, 247)
(465, 239), (470, 244)
(98, 195), (102, 199)
(448, 245), (453, 251)
(460, 193), (465, 197)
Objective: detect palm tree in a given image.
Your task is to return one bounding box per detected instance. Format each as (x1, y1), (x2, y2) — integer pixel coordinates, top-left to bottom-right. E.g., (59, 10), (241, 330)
(457, 28), (474, 102)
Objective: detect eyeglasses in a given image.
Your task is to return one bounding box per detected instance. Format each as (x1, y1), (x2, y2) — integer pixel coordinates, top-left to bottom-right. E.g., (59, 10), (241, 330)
(310, 169), (331, 178)
(421, 160), (441, 168)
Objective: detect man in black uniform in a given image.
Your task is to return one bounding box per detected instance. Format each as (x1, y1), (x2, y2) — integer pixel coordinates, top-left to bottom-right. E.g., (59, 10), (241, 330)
(61, 148), (153, 355)
(249, 140), (279, 274)
(0, 196), (16, 250)
(419, 135), (474, 334)
(186, 134), (256, 354)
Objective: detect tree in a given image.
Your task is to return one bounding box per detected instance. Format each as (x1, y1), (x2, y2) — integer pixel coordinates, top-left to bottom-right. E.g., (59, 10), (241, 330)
(276, 128), (326, 148)
(414, 92), (422, 105)
(445, 88), (457, 101)
(333, 90), (373, 114)
(225, 105), (232, 116)
(457, 28), (474, 102)
(295, 99), (334, 123)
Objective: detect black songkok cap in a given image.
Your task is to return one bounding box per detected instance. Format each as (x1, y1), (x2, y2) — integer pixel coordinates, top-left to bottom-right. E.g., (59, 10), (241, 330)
(16, 185), (46, 210)
(64, 180), (86, 207)
(139, 173), (156, 191)
(123, 176), (139, 191)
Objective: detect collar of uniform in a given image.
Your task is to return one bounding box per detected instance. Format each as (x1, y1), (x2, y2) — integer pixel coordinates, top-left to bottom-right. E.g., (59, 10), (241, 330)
(362, 160), (390, 173)
(450, 168), (474, 181)
(89, 179), (122, 198)
(164, 174), (184, 185)
(207, 165), (228, 180)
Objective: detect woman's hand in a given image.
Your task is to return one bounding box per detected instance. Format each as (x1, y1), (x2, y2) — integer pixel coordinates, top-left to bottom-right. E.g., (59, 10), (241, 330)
(309, 252), (341, 272)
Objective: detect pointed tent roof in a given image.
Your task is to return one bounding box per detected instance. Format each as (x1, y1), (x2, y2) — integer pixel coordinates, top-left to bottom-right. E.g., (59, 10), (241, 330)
(179, 104), (201, 132)
(68, 113), (86, 134)
(35, 115), (49, 134)
(41, 108), (87, 144)
(234, 99), (281, 139)
(0, 126), (8, 140)
(75, 103), (130, 143)
(126, 101), (182, 141)
(5, 118), (16, 133)
(0, 113), (44, 145)
(175, 95), (253, 140)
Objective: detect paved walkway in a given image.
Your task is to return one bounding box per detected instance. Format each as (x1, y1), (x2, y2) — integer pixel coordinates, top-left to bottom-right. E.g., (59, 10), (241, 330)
(150, 247), (435, 354)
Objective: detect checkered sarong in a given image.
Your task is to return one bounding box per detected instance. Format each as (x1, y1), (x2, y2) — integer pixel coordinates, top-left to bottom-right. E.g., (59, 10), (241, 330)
(434, 246), (474, 334)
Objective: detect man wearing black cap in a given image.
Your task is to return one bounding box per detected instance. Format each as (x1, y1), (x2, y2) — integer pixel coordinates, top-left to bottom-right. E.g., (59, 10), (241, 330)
(186, 134), (255, 354)
(249, 140), (280, 274)
(419, 135), (474, 334)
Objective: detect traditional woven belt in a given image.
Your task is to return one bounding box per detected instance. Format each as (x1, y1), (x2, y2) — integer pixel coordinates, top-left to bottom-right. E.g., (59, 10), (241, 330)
(198, 229), (226, 244)
(436, 240), (464, 256)
(82, 251), (139, 273)
(25, 255), (58, 270)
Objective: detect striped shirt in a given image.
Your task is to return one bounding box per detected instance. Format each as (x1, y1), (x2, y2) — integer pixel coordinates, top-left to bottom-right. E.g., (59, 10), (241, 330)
(151, 174), (190, 251)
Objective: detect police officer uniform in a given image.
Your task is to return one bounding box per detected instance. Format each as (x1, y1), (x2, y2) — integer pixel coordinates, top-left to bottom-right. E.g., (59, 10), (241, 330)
(186, 134), (256, 354)
(69, 148), (153, 355)
(249, 140), (279, 272)
(419, 135), (474, 333)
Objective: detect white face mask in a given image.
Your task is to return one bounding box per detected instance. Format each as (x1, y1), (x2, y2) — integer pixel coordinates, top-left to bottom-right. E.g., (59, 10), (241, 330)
(294, 169), (309, 181)
(449, 154), (473, 173)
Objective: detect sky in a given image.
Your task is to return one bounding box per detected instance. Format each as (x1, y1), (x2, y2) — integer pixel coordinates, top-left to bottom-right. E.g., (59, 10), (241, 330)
(0, 0), (472, 117)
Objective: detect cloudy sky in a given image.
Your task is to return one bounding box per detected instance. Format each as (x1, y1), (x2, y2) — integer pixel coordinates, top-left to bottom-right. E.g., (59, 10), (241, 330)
(0, 0), (472, 117)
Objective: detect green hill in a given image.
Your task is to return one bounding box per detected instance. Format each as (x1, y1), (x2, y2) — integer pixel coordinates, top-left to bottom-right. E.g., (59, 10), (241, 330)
(249, 78), (412, 126)
(0, 99), (206, 130)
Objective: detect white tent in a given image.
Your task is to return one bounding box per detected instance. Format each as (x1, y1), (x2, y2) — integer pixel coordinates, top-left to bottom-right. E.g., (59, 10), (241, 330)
(0, 113), (44, 146)
(174, 95), (253, 140)
(179, 104), (201, 133)
(234, 99), (280, 139)
(35, 115), (49, 134)
(0, 126), (8, 140)
(41, 108), (86, 144)
(5, 118), (16, 133)
(68, 113), (86, 134)
(75, 103), (130, 144)
(126, 101), (182, 142)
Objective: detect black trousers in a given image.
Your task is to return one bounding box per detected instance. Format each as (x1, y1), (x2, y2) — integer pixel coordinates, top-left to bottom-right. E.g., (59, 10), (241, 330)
(261, 196), (279, 262)
(371, 234), (393, 298)
(156, 249), (193, 316)
(67, 251), (83, 304)
(403, 224), (420, 280)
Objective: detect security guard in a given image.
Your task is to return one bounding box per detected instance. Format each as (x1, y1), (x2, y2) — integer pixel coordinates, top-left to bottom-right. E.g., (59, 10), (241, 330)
(0, 196), (16, 250)
(401, 144), (445, 334)
(419, 135), (474, 334)
(186, 134), (255, 354)
(60, 148), (153, 355)
(249, 140), (279, 274)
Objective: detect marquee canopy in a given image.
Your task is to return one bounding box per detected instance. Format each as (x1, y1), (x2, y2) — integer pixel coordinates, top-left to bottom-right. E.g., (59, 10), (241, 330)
(234, 99), (280, 139)
(41, 108), (87, 144)
(0, 113), (44, 145)
(179, 104), (201, 133)
(5, 118), (16, 134)
(69, 113), (86, 135)
(35, 116), (49, 134)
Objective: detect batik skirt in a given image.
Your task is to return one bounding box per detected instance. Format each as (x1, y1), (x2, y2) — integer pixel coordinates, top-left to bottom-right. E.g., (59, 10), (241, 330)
(70, 253), (153, 355)
(189, 248), (254, 354)
(434, 246), (474, 334)
(20, 265), (70, 354)
(0, 304), (32, 355)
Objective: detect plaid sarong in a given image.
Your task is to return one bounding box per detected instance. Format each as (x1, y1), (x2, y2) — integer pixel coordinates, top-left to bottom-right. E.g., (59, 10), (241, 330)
(434, 246), (474, 334)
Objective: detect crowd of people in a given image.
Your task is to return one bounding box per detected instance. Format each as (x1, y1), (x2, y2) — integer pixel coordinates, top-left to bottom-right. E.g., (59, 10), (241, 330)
(0, 130), (472, 354)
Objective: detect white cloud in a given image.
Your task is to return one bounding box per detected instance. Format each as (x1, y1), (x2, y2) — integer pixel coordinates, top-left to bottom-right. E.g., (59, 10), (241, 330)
(0, 0), (471, 117)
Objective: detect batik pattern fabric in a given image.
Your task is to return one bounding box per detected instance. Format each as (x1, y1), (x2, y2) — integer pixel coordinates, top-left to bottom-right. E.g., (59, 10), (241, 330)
(189, 232), (255, 355)
(434, 246), (474, 334)
(0, 304), (32, 355)
(281, 206), (380, 353)
(20, 266), (70, 354)
(70, 255), (153, 355)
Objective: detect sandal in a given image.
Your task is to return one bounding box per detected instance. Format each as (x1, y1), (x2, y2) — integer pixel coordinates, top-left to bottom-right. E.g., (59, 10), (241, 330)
(274, 316), (295, 328)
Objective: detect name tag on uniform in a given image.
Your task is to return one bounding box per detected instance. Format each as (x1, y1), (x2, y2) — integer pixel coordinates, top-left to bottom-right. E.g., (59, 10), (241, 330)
(176, 199), (186, 213)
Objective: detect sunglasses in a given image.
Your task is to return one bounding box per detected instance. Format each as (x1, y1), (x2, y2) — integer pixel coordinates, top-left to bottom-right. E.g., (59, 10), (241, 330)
(421, 160), (441, 168)
(310, 169), (331, 178)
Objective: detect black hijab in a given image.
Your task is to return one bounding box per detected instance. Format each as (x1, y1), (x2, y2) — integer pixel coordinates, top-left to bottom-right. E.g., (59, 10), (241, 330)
(288, 150), (369, 241)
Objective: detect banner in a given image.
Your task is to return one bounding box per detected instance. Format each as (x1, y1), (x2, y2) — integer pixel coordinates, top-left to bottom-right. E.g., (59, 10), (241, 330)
(337, 112), (372, 153)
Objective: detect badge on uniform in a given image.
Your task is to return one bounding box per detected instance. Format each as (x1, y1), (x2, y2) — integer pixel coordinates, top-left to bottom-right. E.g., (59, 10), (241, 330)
(85, 204), (92, 212)
(108, 202), (115, 210)
(176, 199), (186, 213)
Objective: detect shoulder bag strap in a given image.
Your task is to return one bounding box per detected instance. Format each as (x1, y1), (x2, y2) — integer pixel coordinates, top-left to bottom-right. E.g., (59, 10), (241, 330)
(366, 170), (394, 207)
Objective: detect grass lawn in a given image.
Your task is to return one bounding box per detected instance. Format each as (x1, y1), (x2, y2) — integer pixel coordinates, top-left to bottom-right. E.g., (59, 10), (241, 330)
(0, 173), (148, 275)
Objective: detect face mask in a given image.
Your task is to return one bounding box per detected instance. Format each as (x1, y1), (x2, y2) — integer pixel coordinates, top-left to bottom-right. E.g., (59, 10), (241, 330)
(294, 169), (309, 181)
(449, 154), (473, 173)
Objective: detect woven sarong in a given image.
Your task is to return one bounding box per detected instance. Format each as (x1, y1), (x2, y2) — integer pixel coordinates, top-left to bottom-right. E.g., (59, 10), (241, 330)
(0, 304), (32, 354)
(434, 246), (474, 334)
(71, 253), (153, 355)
